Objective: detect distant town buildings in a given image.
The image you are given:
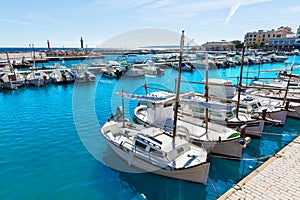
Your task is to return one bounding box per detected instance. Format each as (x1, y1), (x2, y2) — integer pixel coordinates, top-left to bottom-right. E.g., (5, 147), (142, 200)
(201, 41), (235, 51)
(244, 26), (300, 51)
(244, 29), (277, 46)
(294, 26), (300, 49)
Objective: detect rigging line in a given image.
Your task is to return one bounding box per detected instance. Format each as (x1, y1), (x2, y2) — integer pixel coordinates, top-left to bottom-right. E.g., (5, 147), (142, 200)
(240, 155), (272, 161)
(293, 109), (300, 117)
(262, 132), (299, 136)
(208, 177), (221, 197)
(211, 154), (272, 161)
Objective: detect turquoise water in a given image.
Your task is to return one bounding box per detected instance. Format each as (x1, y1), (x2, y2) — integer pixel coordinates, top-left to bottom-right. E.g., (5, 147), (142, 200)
(0, 56), (299, 200)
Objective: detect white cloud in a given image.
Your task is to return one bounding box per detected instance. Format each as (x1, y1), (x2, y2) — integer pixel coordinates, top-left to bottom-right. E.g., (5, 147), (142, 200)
(289, 6), (300, 12)
(134, 0), (272, 23)
(225, 0), (241, 25)
(151, 0), (175, 8)
(0, 18), (31, 26)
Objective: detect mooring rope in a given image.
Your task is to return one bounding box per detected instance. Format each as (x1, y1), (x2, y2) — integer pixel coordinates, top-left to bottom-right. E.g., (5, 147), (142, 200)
(262, 131), (299, 136)
(211, 154), (272, 161)
(208, 177), (221, 198)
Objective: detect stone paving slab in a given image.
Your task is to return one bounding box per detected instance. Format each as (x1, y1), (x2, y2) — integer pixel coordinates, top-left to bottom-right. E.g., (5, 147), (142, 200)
(219, 135), (300, 200)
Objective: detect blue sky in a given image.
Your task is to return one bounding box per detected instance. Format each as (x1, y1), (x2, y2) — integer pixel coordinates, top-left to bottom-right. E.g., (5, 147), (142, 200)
(1, 0), (299, 48)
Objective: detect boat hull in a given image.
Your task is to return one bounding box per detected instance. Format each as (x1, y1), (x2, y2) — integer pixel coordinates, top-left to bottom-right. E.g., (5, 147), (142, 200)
(3, 81), (24, 90)
(27, 79), (51, 87)
(197, 137), (243, 159)
(287, 106), (300, 119)
(263, 110), (287, 126)
(107, 140), (210, 184)
(226, 118), (265, 138)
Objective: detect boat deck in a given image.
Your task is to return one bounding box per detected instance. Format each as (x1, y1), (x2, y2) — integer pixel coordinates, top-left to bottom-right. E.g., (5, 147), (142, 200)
(218, 134), (300, 199)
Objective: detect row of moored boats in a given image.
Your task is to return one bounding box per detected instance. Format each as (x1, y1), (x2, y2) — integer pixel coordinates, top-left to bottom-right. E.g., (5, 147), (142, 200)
(0, 63), (96, 90)
(99, 32), (300, 185)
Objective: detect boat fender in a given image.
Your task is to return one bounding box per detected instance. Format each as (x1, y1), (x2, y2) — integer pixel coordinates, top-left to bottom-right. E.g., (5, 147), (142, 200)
(285, 101), (290, 110)
(239, 137), (251, 148)
(110, 113), (115, 119)
(128, 151), (134, 166)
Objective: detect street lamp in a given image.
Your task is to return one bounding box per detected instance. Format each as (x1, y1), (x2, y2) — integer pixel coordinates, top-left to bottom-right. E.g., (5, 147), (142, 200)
(29, 44), (32, 58)
(29, 43), (36, 67)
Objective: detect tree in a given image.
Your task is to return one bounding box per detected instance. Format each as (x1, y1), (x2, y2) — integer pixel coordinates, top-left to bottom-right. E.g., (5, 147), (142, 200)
(231, 40), (244, 49)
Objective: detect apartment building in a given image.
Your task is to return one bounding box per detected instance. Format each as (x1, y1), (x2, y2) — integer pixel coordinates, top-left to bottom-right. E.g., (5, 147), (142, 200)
(244, 26), (297, 50)
(244, 29), (276, 46)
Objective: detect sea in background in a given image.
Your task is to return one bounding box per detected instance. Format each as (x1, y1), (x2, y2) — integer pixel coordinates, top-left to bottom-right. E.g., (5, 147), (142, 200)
(0, 47), (113, 53)
(0, 48), (300, 200)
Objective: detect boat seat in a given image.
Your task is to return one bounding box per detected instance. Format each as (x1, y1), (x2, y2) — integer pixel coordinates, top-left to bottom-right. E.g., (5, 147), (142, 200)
(107, 131), (124, 146)
(106, 130), (114, 140)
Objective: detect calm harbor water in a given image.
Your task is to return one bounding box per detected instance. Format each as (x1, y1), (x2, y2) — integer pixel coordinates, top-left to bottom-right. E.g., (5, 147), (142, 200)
(0, 54), (300, 200)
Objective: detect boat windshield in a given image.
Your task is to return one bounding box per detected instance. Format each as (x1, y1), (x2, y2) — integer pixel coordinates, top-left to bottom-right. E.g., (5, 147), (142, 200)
(166, 143), (190, 161)
(251, 103), (259, 109)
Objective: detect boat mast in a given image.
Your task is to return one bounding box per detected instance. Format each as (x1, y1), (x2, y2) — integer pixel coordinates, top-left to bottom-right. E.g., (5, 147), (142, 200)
(204, 54), (209, 133)
(235, 46), (245, 118)
(282, 55), (296, 106)
(5, 52), (13, 72)
(172, 30), (185, 143)
(122, 88), (125, 127)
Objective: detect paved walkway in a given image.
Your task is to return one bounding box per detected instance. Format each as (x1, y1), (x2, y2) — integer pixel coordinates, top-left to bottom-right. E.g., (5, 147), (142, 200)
(219, 135), (300, 200)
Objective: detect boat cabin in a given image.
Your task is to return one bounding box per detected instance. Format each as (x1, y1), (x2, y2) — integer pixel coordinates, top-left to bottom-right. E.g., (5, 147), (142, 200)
(238, 96), (262, 113)
(132, 133), (191, 165)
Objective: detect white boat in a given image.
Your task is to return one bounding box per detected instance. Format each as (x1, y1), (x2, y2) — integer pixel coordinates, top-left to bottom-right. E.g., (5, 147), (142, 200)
(232, 94), (287, 126)
(134, 102), (250, 159)
(227, 51), (236, 57)
(277, 71), (300, 82)
(246, 87), (300, 103)
(188, 60), (207, 69)
(172, 62), (194, 72)
(100, 61), (123, 78)
(179, 96), (265, 138)
(71, 64), (96, 82)
(143, 60), (165, 76)
(26, 70), (51, 87)
(101, 68), (123, 78)
(101, 120), (210, 184)
(253, 80), (300, 90)
(268, 53), (288, 62)
(247, 56), (261, 65)
(31, 63), (67, 71)
(206, 78), (236, 99)
(245, 91), (300, 119)
(121, 66), (145, 77)
(0, 65), (25, 90)
(180, 78), (264, 138)
(50, 69), (76, 84)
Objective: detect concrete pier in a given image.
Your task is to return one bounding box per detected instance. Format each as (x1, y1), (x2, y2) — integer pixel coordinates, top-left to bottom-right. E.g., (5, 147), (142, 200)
(219, 134), (300, 200)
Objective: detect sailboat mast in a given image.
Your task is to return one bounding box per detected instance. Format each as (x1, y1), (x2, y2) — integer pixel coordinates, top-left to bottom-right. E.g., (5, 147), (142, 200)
(283, 55), (296, 105)
(205, 54), (209, 133)
(172, 30), (185, 142)
(122, 88), (125, 127)
(236, 46), (245, 118)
